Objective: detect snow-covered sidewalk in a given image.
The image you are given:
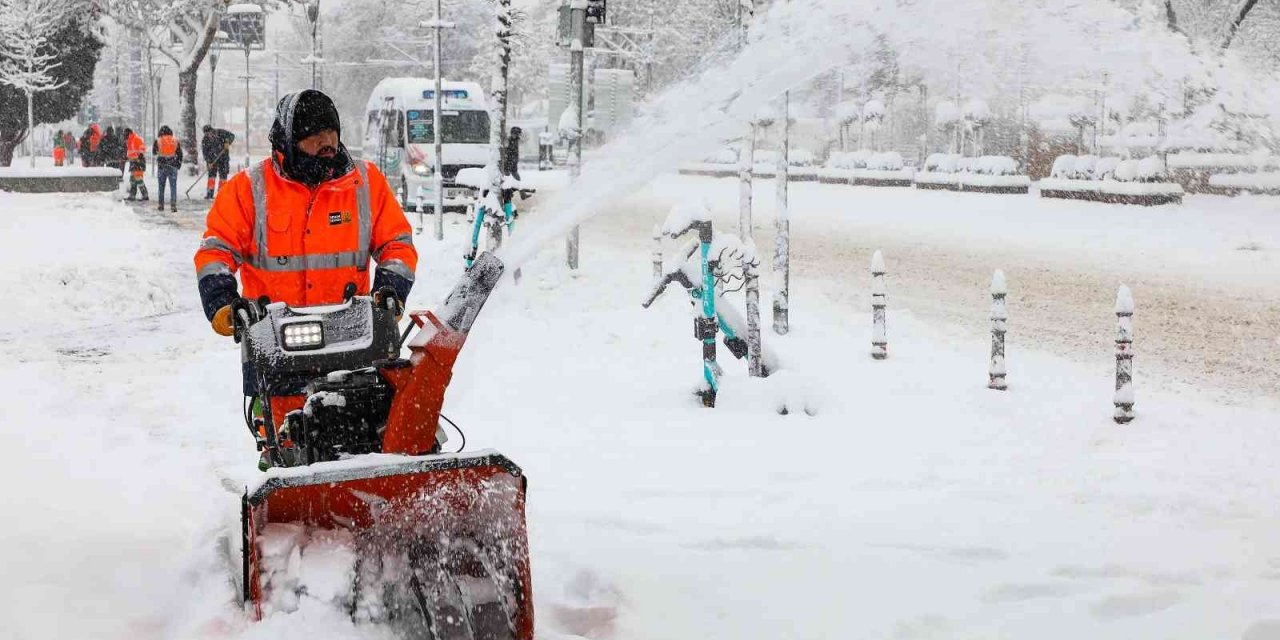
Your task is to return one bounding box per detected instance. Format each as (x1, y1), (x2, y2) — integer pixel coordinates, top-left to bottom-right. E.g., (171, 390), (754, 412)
(2, 186), (1279, 639)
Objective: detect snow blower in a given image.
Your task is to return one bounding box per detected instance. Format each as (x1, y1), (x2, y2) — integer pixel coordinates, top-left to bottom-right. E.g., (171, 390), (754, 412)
(234, 252), (533, 639)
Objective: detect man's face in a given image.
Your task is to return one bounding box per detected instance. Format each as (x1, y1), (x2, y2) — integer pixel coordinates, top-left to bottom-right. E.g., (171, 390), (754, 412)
(298, 129), (339, 158)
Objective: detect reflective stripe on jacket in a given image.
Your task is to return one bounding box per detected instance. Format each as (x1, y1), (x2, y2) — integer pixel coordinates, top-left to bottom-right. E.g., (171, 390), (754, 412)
(193, 157), (418, 308)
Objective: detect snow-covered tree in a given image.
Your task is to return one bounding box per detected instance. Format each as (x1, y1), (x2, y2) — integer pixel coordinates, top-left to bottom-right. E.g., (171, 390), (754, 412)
(91, 0), (232, 167)
(0, 0), (75, 167)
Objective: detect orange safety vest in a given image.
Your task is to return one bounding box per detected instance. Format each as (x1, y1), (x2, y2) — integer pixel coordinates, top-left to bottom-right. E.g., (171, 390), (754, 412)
(156, 135), (178, 158)
(127, 133), (146, 159)
(194, 157), (418, 308)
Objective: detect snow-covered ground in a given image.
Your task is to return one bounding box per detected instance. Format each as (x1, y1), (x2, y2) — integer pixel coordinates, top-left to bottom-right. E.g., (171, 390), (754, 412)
(2, 172), (1280, 639)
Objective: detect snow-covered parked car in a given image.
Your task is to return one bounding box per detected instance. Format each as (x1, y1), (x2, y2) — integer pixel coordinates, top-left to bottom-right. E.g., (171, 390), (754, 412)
(1039, 154), (1184, 205)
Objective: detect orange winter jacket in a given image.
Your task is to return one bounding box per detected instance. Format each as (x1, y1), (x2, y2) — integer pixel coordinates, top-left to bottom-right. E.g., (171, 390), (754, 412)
(194, 156), (418, 308)
(126, 132), (145, 159)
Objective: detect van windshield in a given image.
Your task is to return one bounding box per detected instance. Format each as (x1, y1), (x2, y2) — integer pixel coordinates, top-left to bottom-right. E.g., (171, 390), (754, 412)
(406, 109), (490, 145)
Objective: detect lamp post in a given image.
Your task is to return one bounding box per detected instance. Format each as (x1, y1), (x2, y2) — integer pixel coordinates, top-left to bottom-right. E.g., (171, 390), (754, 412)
(420, 5), (454, 241)
(226, 3), (264, 167)
(208, 44), (221, 127)
(306, 1), (320, 90)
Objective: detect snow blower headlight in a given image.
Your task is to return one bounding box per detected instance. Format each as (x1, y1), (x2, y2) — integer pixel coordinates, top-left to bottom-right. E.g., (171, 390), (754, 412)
(412, 162), (432, 176)
(281, 322), (325, 351)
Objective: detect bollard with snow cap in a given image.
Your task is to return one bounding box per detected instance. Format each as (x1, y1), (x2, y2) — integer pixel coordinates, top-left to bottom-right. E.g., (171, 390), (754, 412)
(652, 224), (664, 282)
(989, 269), (1008, 390)
(871, 250), (887, 360)
(1114, 284), (1135, 424)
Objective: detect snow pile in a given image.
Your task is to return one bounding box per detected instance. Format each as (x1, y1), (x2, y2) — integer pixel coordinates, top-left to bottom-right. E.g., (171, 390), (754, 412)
(1094, 156), (1123, 180)
(826, 149), (874, 170)
(963, 98), (990, 123)
(1073, 155), (1098, 179)
(956, 156), (1030, 189)
(1167, 151), (1277, 170)
(1209, 172), (1280, 191)
(862, 99), (886, 121)
(935, 101), (960, 125)
(752, 149), (780, 166)
(864, 151), (904, 171)
(0, 193), (183, 332)
(924, 153), (960, 173)
(967, 156), (1020, 176)
(257, 524), (359, 616)
(0, 166), (122, 178)
(788, 148), (817, 167)
(702, 146), (739, 165)
(1050, 155), (1077, 179)
(661, 199), (711, 236)
(1030, 94), (1092, 133)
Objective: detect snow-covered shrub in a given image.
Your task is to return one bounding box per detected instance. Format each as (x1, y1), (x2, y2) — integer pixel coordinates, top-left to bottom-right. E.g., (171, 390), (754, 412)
(1073, 155), (1098, 179)
(865, 152), (904, 171)
(828, 149), (873, 170)
(924, 153), (960, 173)
(1094, 157), (1122, 180)
(1136, 156), (1167, 182)
(1112, 159), (1139, 182)
(1050, 155), (1078, 179)
(753, 149), (780, 166)
(974, 156), (1019, 175)
(863, 99), (886, 122)
(788, 149), (817, 167)
(956, 157), (977, 173)
(935, 101), (960, 126)
(963, 99), (990, 124)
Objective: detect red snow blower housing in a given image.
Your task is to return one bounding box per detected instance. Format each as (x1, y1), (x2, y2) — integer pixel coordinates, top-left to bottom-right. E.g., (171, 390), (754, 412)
(234, 252), (533, 639)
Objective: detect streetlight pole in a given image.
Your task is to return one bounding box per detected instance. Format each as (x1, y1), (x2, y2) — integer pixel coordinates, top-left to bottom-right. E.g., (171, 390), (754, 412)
(209, 51), (219, 126)
(306, 1), (320, 90)
(566, 0), (587, 270)
(243, 44), (252, 168)
(421, 4), (453, 241)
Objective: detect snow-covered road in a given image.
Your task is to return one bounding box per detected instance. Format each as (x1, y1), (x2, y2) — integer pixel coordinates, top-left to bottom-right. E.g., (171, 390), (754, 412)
(2, 182), (1279, 639)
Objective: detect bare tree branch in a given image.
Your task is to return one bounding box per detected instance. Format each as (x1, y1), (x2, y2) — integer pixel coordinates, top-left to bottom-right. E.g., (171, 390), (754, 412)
(1220, 0), (1262, 50)
(1164, 0), (1183, 35)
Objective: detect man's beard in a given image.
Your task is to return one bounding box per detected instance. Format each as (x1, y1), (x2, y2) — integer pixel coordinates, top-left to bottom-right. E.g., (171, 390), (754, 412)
(290, 145), (349, 186)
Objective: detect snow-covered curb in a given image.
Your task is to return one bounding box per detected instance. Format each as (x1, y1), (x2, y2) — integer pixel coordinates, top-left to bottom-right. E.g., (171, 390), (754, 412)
(1207, 172), (1280, 195)
(0, 166), (122, 178)
(1039, 178), (1184, 205)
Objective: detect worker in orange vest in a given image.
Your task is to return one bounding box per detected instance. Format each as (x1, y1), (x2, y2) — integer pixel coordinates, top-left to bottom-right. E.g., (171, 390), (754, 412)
(124, 128), (149, 202)
(153, 125), (183, 212)
(194, 89), (418, 393)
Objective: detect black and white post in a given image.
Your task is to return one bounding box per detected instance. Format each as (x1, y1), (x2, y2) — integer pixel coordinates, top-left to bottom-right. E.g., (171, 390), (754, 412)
(651, 224), (663, 282)
(745, 246), (764, 377)
(420, 1), (453, 241)
(487, 0), (513, 253)
(737, 1), (754, 242)
(871, 250), (887, 360)
(989, 269), (1008, 390)
(1114, 284), (1135, 424)
(566, 0), (587, 270)
(772, 94), (791, 335)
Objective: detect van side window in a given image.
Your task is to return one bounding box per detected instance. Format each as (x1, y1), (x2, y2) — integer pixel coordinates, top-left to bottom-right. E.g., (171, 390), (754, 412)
(380, 108), (404, 148)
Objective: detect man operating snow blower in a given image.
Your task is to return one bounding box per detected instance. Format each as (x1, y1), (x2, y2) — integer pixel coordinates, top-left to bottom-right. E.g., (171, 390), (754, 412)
(191, 90), (533, 636)
(194, 89), (418, 461)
